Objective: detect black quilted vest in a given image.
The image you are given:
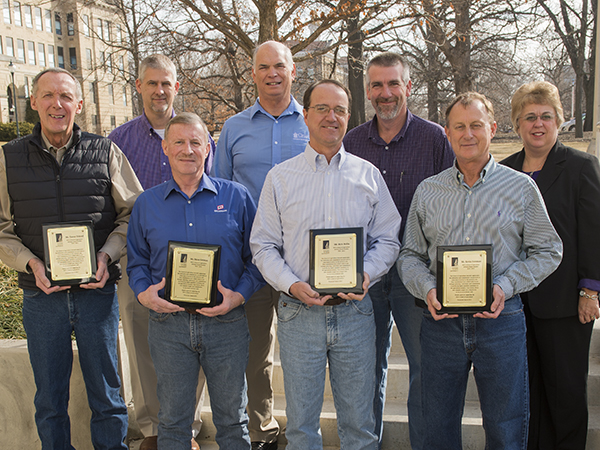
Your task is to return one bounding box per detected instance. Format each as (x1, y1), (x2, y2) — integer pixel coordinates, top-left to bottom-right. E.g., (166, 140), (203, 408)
(3, 122), (121, 289)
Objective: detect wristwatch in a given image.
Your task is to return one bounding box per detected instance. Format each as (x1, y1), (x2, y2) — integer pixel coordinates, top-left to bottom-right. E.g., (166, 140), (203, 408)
(579, 290), (599, 301)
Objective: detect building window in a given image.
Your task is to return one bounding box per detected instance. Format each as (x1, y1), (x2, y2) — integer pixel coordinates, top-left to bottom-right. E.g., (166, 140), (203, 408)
(96, 18), (102, 38)
(47, 44), (54, 66)
(116, 25), (122, 43)
(27, 41), (35, 65)
(0, 36), (3, 54)
(57, 46), (64, 68)
(3, 0), (10, 24)
(108, 84), (114, 103)
(106, 54), (112, 73)
(86, 48), (92, 70)
(92, 115), (98, 126)
(34, 6), (41, 30)
(110, 116), (116, 128)
(16, 38), (25, 63)
(6, 36), (14, 57)
(122, 86), (127, 106)
(69, 47), (76, 69)
(99, 51), (105, 70)
(82, 14), (89, 36)
(54, 12), (61, 35)
(118, 55), (124, 72)
(38, 43), (45, 66)
(44, 9), (51, 32)
(89, 82), (96, 103)
(67, 12), (74, 36)
(23, 4), (31, 27)
(104, 20), (110, 41)
(24, 76), (29, 97)
(13, 1), (20, 26)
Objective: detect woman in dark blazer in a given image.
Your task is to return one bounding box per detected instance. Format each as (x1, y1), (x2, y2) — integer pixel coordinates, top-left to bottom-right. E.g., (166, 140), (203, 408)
(501, 81), (600, 450)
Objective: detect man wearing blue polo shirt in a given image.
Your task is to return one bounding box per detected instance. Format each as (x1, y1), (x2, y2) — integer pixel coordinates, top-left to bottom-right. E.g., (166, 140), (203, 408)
(212, 40), (309, 450)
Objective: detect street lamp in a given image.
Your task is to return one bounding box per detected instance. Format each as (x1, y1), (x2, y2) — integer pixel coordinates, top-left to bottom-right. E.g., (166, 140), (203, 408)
(8, 61), (20, 138)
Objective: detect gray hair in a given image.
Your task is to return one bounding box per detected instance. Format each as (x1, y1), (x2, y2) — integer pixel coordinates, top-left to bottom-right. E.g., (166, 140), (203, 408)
(252, 40), (294, 68)
(366, 52), (410, 86)
(32, 68), (83, 100)
(164, 112), (209, 142)
(139, 54), (177, 82)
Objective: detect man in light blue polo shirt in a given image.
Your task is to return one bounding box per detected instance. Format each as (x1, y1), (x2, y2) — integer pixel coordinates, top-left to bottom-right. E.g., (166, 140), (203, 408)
(211, 40), (309, 450)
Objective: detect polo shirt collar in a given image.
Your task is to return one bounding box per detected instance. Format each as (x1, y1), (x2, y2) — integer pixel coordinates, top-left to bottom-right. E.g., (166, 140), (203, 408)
(453, 154), (497, 186)
(142, 110), (176, 134)
(367, 109), (414, 145)
(250, 95), (303, 120)
(303, 143), (347, 171)
(163, 175), (218, 200)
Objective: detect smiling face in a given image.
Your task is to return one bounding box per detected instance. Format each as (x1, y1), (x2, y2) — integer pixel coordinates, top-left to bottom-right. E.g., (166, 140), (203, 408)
(366, 63), (411, 121)
(445, 100), (497, 169)
(30, 72), (83, 148)
(304, 83), (350, 159)
(136, 67), (179, 118)
(162, 122), (210, 182)
(252, 42), (296, 104)
(517, 103), (559, 157)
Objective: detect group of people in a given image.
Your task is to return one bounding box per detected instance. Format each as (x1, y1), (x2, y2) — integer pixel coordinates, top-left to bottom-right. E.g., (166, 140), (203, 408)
(0, 37), (598, 450)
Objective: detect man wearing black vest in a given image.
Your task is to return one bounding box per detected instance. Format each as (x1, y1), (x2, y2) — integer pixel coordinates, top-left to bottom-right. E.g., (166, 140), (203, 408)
(0, 68), (143, 449)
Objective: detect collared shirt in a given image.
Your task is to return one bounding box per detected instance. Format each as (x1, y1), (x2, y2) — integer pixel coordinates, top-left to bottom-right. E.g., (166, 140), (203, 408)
(398, 156), (563, 301)
(127, 175), (264, 303)
(109, 111), (216, 190)
(0, 128), (143, 272)
(250, 144), (401, 294)
(343, 111), (454, 239)
(211, 96), (309, 204)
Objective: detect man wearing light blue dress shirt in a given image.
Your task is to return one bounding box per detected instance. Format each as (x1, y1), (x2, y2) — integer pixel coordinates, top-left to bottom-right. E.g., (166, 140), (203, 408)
(398, 92), (562, 449)
(211, 40), (309, 450)
(250, 80), (401, 450)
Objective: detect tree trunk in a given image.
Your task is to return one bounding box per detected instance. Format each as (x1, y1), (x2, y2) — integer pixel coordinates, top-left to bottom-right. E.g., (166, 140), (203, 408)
(347, 9), (365, 131)
(452, 0), (472, 93)
(258, 0), (278, 43)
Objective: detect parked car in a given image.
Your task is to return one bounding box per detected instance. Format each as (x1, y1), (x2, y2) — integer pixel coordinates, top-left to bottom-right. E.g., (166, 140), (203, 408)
(560, 113), (586, 132)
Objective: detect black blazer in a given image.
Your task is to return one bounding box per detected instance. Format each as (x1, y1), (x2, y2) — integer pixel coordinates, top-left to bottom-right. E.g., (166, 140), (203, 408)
(501, 141), (600, 319)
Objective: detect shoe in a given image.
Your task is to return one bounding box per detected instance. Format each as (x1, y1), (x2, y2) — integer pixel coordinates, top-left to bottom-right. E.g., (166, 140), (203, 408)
(139, 436), (200, 450)
(251, 441), (278, 450)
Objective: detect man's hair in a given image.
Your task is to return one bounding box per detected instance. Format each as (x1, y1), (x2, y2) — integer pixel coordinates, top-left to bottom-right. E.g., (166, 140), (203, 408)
(303, 79), (352, 112)
(445, 91), (495, 124)
(164, 112), (209, 142)
(510, 81), (564, 131)
(139, 54), (177, 82)
(252, 40), (294, 68)
(366, 52), (410, 85)
(32, 68), (83, 100)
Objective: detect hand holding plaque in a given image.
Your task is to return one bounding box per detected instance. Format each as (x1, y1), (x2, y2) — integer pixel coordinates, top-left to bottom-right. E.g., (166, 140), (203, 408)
(309, 228), (364, 295)
(436, 245), (493, 314)
(164, 241), (221, 308)
(42, 221), (97, 286)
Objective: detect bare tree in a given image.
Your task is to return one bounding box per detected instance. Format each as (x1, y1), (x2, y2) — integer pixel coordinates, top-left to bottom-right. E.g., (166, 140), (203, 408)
(536, 0), (596, 137)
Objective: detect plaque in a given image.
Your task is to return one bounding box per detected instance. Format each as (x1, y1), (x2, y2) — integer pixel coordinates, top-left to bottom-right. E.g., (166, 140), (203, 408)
(42, 221), (97, 286)
(436, 245), (493, 314)
(309, 227), (364, 295)
(164, 241), (220, 308)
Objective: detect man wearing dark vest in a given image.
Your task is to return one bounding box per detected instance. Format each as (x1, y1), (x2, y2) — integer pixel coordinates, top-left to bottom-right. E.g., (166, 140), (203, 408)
(0, 68), (143, 449)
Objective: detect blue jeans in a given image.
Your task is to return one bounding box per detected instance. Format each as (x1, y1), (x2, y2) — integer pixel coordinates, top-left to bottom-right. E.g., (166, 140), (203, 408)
(420, 296), (529, 450)
(277, 293), (378, 450)
(371, 268), (423, 449)
(148, 306), (251, 450)
(22, 284), (128, 450)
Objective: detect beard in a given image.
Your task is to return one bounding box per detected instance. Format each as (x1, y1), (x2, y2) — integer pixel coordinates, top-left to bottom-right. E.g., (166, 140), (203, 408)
(375, 97), (401, 120)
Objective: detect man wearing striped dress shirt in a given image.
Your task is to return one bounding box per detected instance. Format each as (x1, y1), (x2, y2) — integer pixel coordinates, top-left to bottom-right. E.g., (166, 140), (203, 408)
(250, 79), (401, 450)
(398, 92), (562, 450)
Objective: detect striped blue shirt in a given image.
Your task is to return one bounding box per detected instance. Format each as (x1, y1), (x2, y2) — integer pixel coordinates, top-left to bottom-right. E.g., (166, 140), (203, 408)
(398, 156), (563, 301)
(250, 144), (401, 294)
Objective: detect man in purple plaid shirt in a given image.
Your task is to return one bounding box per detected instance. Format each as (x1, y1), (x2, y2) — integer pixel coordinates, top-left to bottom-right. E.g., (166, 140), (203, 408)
(109, 54), (213, 450)
(343, 52), (454, 450)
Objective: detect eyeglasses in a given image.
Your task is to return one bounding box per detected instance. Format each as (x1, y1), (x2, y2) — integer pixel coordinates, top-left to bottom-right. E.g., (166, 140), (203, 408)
(307, 104), (349, 117)
(519, 113), (555, 123)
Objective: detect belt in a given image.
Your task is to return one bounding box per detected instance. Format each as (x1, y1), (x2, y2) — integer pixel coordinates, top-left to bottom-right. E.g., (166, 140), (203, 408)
(324, 297), (346, 306)
(185, 307), (201, 315)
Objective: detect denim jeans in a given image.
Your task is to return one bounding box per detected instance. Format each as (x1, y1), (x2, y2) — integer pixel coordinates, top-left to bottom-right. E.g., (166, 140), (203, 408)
(148, 306), (251, 450)
(371, 268), (423, 449)
(420, 296), (529, 450)
(22, 284), (128, 450)
(277, 293), (378, 450)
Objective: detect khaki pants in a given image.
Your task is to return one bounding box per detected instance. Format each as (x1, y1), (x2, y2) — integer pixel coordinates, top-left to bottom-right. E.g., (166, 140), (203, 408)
(245, 284), (281, 443)
(117, 255), (205, 437)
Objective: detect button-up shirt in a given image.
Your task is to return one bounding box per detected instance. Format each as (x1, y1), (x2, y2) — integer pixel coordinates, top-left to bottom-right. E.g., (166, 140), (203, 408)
(343, 111), (454, 239)
(109, 112), (215, 190)
(250, 144), (401, 294)
(398, 156), (563, 301)
(211, 96), (309, 205)
(127, 176), (264, 303)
